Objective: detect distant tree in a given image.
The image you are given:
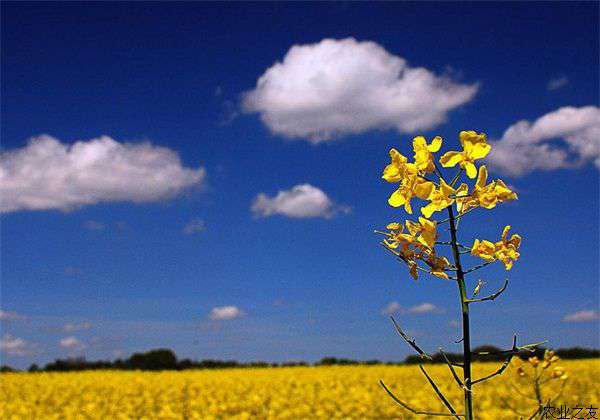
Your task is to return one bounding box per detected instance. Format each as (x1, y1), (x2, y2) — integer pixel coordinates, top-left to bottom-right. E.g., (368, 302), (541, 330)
(27, 364), (39, 372)
(0, 365), (16, 372)
(126, 349), (178, 371)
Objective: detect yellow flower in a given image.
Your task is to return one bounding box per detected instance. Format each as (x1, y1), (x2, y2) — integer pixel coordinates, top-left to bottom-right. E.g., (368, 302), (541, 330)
(471, 239), (496, 261)
(385, 222), (403, 231)
(421, 179), (456, 218)
(388, 164), (435, 214)
(471, 226), (521, 270)
(459, 166), (518, 212)
(528, 357), (540, 367)
(439, 131), (491, 178)
(413, 136), (442, 173)
(405, 217), (438, 250)
(382, 148), (409, 183)
(551, 366), (568, 380)
(495, 226), (521, 270)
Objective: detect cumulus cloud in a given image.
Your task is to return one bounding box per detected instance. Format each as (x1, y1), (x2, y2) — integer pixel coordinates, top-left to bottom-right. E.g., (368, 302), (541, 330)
(0, 135), (206, 213)
(487, 106), (600, 176)
(382, 302), (440, 315)
(251, 184), (349, 219)
(243, 38), (478, 143)
(60, 336), (86, 350)
(209, 306), (244, 321)
(0, 335), (33, 355)
(63, 322), (93, 332)
(547, 76), (569, 91)
(183, 218), (206, 235)
(563, 310), (600, 323)
(0, 310), (26, 321)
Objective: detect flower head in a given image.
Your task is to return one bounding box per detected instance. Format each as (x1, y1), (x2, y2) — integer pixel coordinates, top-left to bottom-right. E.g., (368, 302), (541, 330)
(382, 148), (408, 183)
(457, 166), (517, 213)
(439, 131), (491, 178)
(421, 179), (457, 218)
(413, 136), (442, 173)
(388, 164), (435, 214)
(471, 225), (522, 270)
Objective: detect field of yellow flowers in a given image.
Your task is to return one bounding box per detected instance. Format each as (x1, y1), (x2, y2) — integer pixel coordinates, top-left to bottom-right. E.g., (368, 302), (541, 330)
(1, 359), (598, 419)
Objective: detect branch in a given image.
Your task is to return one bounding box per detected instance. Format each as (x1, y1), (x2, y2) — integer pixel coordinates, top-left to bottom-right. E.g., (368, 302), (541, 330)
(465, 279), (509, 303)
(439, 348), (465, 389)
(419, 365), (462, 419)
(472, 355), (513, 385)
(390, 317), (432, 360)
(379, 380), (464, 417)
(463, 261), (495, 275)
(435, 241), (471, 252)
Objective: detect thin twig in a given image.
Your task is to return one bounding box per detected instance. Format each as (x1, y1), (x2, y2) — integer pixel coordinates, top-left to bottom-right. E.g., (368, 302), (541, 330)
(419, 365), (462, 419)
(390, 317), (432, 360)
(439, 348), (465, 389)
(465, 279), (509, 303)
(472, 356), (513, 385)
(449, 168), (463, 187)
(463, 261), (495, 275)
(436, 241), (471, 251)
(379, 380), (464, 417)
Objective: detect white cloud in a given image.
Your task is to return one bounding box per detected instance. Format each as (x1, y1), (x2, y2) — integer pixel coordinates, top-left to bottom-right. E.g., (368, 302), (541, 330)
(408, 303), (439, 314)
(563, 310), (600, 323)
(0, 135), (206, 213)
(547, 76), (569, 91)
(63, 322), (93, 332)
(60, 336), (86, 350)
(382, 301), (440, 315)
(209, 306), (244, 321)
(243, 38), (478, 143)
(0, 335), (32, 355)
(381, 301), (402, 315)
(0, 310), (26, 321)
(183, 218), (206, 235)
(487, 106), (600, 176)
(251, 184), (349, 219)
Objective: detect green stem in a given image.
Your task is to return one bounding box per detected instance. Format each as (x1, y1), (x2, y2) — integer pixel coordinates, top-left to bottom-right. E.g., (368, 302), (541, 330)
(446, 205), (474, 420)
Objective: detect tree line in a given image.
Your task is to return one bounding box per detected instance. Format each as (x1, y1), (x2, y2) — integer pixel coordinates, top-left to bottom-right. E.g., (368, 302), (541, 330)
(1, 346), (597, 373)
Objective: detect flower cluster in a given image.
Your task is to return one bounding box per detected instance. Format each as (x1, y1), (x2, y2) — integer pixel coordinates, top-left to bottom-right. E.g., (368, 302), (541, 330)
(380, 218), (450, 280)
(378, 130), (521, 280)
(515, 350), (568, 381)
(471, 226), (522, 270)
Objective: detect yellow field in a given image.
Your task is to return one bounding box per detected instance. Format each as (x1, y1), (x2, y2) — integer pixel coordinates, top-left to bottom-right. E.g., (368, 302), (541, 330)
(1, 360), (598, 419)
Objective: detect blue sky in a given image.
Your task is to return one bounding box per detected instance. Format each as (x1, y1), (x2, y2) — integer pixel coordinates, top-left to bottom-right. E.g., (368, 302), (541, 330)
(1, 2), (598, 369)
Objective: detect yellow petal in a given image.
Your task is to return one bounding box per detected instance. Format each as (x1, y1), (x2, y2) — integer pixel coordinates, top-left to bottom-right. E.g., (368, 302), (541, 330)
(470, 142), (491, 160)
(386, 222), (402, 230)
(439, 179), (456, 198)
(432, 271), (449, 280)
(465, 162), (477, 178)
(388, 190), (406, 208)
(420, 203), (436, 218)
(412, 136), (427, 151)
(439, 151), (463, 167)
(476, 165), (488, 189)
(382, 163), (402, 182)
(414, 180), (435, 200)
(404, 199), (413, 214)
(501, 225), (511, 241)
(428, 136), (442, 152)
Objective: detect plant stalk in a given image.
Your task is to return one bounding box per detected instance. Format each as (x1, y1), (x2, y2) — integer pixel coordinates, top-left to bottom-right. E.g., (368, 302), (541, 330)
(446, 205), (474, 420)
